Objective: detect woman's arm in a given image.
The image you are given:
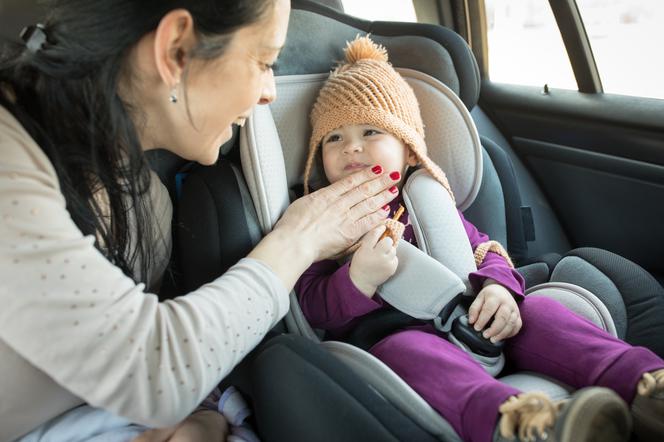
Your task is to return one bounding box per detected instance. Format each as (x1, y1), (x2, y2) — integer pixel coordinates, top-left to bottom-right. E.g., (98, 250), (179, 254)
(0, 118), (288, 427)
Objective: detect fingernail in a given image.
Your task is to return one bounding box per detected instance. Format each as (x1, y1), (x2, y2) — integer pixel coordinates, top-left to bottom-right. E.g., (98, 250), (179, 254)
(382, 205), (390, 212)
(389, 186), (398, 194)
(389, 171), (401, 181)
(474, 325), (481, 331)
(372, 165), (383, 175)
(483, 332), (489, 338)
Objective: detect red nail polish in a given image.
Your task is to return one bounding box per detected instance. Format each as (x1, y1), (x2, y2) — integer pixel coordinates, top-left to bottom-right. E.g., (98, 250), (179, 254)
(389, 186), (398, 194)
(382, 205), (390, 211)
(371, 165), (383, 175)
(389, 171), (401, 181)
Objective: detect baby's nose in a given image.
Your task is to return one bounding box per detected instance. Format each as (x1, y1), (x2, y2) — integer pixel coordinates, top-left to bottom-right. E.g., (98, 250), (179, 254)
(343, 140), (362, 153)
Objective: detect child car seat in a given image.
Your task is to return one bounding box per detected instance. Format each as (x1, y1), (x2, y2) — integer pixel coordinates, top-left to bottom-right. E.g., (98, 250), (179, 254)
(235, 7), (618, 441)
(281, 0), (664, 359)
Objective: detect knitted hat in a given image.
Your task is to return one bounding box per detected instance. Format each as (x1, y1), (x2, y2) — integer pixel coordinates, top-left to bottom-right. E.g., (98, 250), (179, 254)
(304, 35), (455, 203)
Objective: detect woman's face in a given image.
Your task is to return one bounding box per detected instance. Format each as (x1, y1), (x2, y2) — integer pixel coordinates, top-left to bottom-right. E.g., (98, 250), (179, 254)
(136, 0), (290, 164)
(321, 124), (417, 185)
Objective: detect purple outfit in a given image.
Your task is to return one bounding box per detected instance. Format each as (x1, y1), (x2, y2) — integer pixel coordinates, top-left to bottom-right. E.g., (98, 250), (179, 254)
(295, 197), (664, 442)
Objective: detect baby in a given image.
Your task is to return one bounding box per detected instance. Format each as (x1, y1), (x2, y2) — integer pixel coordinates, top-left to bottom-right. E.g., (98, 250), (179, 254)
(295, 36), (664, 442)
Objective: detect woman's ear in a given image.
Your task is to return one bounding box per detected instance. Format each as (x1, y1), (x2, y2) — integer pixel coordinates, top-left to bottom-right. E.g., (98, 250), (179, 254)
(153, 9), (197, 88)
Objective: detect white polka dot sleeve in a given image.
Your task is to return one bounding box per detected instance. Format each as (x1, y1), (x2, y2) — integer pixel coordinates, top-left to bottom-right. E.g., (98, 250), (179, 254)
(0, 108), (289, 427)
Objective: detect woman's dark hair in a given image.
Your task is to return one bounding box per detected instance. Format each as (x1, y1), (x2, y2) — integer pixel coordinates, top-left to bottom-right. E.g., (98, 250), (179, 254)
(0, 0), (275, 283)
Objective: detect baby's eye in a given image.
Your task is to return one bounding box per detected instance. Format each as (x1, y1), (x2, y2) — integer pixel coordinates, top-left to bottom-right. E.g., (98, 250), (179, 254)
(324, 134), (341, 144)
(364, 129), (381, 136)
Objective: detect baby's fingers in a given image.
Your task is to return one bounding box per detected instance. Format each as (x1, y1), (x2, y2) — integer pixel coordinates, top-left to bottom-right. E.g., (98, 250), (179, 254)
(374, 235), (395, 253)
(468, 292), (484, 325)
(483, 305), (514, 342)
(360, 224), (388, 248)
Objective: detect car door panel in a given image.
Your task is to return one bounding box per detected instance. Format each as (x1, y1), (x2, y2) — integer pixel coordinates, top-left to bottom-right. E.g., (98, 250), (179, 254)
(480, 81), (664, 278)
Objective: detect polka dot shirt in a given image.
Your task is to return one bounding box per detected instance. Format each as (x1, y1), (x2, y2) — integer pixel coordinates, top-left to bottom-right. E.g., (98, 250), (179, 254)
(0, 106), (289, 440)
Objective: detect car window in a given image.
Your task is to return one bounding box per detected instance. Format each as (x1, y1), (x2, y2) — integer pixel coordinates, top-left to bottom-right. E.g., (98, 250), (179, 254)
(341, 0), (418, 22)
(484, 0), (577, 90)
(576, 0), (664, 99)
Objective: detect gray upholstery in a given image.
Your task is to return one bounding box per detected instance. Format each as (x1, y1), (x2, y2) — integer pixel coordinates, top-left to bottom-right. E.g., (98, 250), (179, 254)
(550, 256), (628, 338)
(278, 11), (459, 91)
(526, 282), (618, 337)
(322, 341), (462, 441)
(517, 262), (552, 288)
(403, 169), (477, 288)
(310, 0), (344, 11)
(463, 148), (508, 247)
(379, 240), (465, 320)
(501, 373), (571, 401)
(278, 4), (481, 109)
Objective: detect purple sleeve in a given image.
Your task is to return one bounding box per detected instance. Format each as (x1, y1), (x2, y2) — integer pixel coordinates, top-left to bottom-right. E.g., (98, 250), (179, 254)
(458, 210), (526, 299)
(295, 260), (383, 330)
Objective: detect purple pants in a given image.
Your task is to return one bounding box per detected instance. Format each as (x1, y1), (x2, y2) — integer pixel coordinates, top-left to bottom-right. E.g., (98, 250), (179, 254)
(369, 296), (664, 442)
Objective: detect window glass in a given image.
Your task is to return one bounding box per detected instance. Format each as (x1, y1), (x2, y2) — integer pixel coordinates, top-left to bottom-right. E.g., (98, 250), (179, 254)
(485, 0), (577, 89)
(576, 0), (664, 99)
(341, 0), (418, 22)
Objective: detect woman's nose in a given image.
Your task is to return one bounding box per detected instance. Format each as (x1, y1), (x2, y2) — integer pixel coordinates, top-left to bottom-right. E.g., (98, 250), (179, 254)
(258, 69), (277, 105)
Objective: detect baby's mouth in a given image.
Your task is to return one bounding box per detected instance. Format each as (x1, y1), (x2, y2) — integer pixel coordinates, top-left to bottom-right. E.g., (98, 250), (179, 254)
(344, 162), (369, 171)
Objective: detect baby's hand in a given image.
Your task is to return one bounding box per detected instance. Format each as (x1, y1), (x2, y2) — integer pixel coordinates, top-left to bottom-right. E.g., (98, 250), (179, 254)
(468, 279), (522, 343)
(349, 225), (398, 297)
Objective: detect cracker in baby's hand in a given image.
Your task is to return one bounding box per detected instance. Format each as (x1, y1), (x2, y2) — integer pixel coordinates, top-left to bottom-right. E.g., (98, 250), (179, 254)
(380, 205), (405, 245)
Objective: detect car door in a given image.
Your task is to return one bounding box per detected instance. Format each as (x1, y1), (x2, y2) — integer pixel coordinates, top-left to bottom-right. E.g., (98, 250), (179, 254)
(469, 0), (664, 283)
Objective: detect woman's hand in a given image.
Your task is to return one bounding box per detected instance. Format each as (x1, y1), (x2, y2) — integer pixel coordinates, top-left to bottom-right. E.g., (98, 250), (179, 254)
(132, 410), (228, 442)
(249, 166), (400, 291)
(349, 225), (398, 297)
(468, 280), (522, 342)
(277, 166), (400, 261)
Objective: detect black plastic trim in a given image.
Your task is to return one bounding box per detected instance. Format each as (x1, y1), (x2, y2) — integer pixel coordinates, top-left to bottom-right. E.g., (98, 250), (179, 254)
(548, 0), (602, 93)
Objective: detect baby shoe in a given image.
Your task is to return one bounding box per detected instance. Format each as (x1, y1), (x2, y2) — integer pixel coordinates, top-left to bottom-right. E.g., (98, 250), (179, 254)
(494, 387), (631, 442)
(632, 368), (664, 442)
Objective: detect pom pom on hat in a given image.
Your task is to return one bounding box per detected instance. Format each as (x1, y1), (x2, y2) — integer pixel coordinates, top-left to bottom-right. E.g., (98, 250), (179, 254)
(343, 35), (388, 64)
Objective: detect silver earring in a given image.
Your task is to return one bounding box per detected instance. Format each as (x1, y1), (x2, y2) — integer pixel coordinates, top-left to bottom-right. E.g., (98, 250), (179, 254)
(169, 84), (178, 103)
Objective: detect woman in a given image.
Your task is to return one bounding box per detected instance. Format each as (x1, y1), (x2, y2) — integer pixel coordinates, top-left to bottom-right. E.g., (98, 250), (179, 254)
(0, 0), (401, 439)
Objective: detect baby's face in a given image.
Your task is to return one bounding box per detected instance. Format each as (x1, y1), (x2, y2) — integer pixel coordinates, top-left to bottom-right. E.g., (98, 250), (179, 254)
(321, 124), (417, 184)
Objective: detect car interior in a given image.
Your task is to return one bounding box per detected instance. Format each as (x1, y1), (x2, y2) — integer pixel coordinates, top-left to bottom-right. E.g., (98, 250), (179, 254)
(175, 0), (664, 439)
(3, 0), (664, 440)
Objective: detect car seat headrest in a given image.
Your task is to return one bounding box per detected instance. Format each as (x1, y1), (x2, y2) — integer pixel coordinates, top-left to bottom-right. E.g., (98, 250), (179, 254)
(240, 69), (482, 234)
(277, 4), (481, 110)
